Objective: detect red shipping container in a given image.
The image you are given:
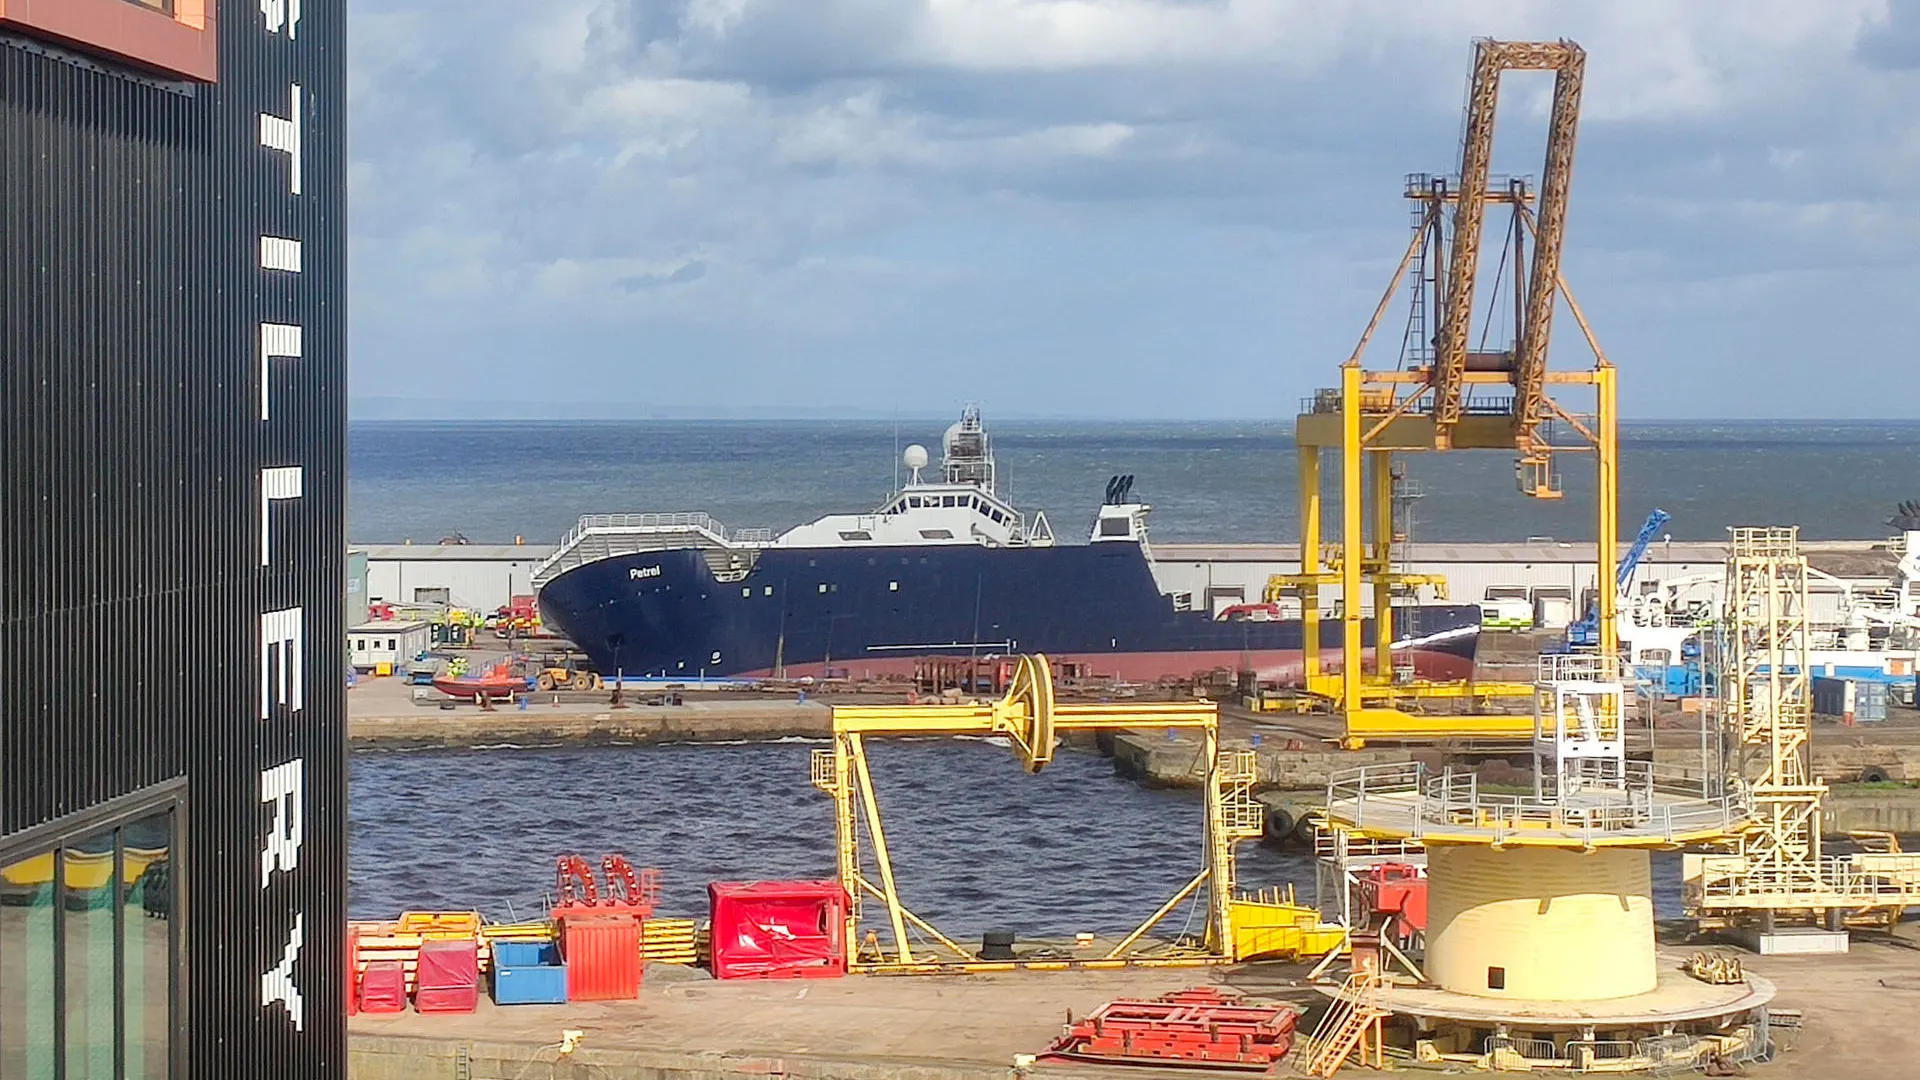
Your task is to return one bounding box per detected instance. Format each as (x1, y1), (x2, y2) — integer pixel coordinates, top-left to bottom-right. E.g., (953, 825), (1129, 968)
(708, 880), (849, 980)
(357, 961), (408, 1014)
(561, 916), (641, 1001)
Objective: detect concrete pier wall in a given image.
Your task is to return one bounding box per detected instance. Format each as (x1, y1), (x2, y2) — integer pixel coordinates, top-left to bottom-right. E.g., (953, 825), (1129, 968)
(349, 1034), (1003, 1080)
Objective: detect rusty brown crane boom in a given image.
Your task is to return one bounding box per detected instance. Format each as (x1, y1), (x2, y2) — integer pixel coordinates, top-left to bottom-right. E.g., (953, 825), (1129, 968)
(1430, 38), (1586, 454)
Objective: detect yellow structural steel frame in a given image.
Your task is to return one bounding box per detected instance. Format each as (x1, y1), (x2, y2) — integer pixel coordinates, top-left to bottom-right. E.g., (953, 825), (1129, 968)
(811, 656), (1264, 973)
(1276, 39), (1615, 745)
(1289, 361), (1618, 745)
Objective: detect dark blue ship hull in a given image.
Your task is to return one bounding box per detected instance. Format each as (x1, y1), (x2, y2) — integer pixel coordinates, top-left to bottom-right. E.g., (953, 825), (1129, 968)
(537, 541), (1481, 683)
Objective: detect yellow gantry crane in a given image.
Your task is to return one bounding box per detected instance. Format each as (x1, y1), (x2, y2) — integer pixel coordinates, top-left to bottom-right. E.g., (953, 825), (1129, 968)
(809, 656), (1293, 973)
(1272, 39), (1619, 745)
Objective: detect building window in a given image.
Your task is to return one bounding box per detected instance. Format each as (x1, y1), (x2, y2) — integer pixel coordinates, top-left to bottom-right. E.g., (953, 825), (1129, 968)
(1, 793), (178, 1080)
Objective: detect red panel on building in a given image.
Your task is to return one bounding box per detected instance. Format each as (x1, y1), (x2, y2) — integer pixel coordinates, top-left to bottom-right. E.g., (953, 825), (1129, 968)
(0, 0), (218, 81)
(708, 880), (849, 980)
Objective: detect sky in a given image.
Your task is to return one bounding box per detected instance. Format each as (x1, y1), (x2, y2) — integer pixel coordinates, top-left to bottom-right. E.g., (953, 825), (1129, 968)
(347, 0), (1920, 420)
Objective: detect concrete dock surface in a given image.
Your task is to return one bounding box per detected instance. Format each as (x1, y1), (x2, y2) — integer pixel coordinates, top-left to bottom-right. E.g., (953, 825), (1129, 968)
(349, 932), (1920, 1079)
(348, 674), (833, 749)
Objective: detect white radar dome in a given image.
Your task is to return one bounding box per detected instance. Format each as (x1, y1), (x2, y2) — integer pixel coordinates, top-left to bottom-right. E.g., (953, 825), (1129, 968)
(903, 444), (929, 470)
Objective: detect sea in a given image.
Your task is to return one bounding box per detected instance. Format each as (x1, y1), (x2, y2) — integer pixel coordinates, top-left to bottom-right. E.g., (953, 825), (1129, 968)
(345, 418), (1908, 927)
(349, 418), (1920, 548)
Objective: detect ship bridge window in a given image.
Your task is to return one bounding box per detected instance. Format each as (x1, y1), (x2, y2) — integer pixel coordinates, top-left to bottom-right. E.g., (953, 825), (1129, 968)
(1099, 517), (1131, 537)
(920, 529), (954, 540)
(837, 530), (873, 541)
(942, 496), (957, 507)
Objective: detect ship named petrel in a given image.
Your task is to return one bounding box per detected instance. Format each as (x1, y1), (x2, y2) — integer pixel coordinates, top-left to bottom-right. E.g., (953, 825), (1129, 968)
(532, 409), (1482, 682)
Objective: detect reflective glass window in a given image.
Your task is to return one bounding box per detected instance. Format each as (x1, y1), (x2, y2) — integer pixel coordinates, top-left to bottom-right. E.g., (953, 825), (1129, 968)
(122, 812), (172, 1080)
(0, 800), (175, 1080)
(63, 828), (117, 1079)
(1, 848), (57, 1079)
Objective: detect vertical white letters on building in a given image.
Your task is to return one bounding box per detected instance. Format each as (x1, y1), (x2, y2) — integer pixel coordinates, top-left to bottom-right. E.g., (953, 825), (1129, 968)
(260, 914), (306, 1031)
(258, 84), (302, 195)
(259, 607), (305, 719)
(261, 467), (304, 566)
(259, 759), (305, 885)
(260, 236), (303, 272)
(259, 322), (303, 421)
(260, 0), (301, 39)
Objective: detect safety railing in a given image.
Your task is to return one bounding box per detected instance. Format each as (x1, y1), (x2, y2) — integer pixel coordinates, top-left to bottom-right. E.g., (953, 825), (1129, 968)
(1729, 526), (1799, 558)
(1326, 762), (1747, 843)
(1696, 855), (1920, 904)
(1484, 1035), (1558, 1063)
(1566, 1040), (1638, 1069)
(1312, 826), (1425, 863)
(1537, 652), (1619, 683)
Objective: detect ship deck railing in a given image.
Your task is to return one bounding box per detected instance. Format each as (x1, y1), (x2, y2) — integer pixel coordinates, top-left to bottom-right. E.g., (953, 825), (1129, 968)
(531, 512), (772, 589)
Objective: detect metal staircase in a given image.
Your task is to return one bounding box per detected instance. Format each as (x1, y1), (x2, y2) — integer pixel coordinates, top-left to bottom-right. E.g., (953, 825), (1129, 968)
(1298, 969), (1387, 1077)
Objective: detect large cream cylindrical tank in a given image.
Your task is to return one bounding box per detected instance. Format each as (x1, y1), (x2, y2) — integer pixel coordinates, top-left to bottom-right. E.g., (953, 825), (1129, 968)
(1423, 845), (1656, 1000)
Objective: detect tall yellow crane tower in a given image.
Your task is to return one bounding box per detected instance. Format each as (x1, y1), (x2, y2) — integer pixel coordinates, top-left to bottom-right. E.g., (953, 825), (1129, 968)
(1275, 39), (1618, 744)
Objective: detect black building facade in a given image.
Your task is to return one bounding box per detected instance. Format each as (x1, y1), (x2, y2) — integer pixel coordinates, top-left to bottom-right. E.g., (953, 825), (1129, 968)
(1, 1), (346, 1077)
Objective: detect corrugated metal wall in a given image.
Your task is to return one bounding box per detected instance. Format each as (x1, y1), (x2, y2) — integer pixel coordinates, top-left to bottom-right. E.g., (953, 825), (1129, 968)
(1, 3), (345, 1076)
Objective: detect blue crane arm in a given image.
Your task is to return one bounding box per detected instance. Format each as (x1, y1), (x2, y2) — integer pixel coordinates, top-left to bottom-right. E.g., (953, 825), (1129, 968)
(1615, 509), (1672, 591)
(1567, 508), (1671, 648)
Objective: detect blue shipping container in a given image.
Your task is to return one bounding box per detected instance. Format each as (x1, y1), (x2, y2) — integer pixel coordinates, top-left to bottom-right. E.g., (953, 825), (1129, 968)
(1812, 676), (1888, 723)
(492, 942), (569, 1005)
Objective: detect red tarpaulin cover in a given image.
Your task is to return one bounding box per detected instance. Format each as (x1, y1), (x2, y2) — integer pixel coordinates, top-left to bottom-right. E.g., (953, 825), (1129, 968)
(357, 961), (407, 1014)
(417, 939), (479, 989)
(708, 880), (849, 980)
(415, 982), (479, 1014)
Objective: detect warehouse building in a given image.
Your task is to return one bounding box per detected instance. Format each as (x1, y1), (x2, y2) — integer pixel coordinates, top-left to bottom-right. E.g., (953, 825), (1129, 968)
(2, 4), (346, 1077)
(361, 542), (555, 613)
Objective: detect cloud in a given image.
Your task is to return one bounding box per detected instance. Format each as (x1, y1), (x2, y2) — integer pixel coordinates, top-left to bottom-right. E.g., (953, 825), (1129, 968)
(347, 0), (1919, 418)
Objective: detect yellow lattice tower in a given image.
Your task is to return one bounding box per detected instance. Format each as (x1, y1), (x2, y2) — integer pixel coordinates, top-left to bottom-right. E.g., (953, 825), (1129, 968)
(1722, 527), (1824, 890)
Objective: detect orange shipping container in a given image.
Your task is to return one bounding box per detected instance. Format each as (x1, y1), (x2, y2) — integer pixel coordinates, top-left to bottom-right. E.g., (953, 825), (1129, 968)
(561, 916), (641, 1001)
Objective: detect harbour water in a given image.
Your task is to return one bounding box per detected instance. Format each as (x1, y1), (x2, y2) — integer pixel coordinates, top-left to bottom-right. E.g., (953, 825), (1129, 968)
(350, 418), (1920, 548)
(346, 417), (1799, 930)
(349, 740), (1688, 928)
